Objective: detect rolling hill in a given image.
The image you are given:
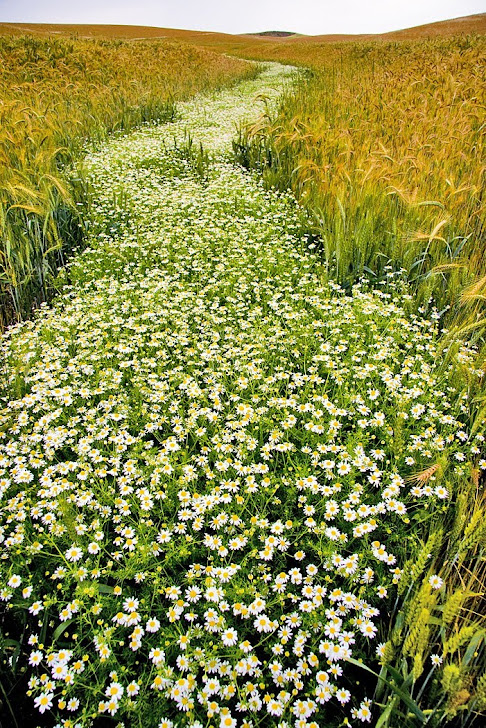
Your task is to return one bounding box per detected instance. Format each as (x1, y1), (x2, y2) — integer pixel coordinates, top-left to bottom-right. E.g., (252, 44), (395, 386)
(0, 13), (484, 44)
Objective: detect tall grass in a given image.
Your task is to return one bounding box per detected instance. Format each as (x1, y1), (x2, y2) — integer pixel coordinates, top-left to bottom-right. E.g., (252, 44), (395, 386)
(0, 35), (255, 329)
(234, 37), (486, 337)
(355, 465), (486, 727)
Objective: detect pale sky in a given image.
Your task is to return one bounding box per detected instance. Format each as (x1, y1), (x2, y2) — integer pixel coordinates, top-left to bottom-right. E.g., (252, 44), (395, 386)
(0, 0), (484, 36)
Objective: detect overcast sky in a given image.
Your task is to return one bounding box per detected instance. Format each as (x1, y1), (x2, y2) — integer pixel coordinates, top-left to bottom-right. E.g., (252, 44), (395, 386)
(1, 1), (484, 35)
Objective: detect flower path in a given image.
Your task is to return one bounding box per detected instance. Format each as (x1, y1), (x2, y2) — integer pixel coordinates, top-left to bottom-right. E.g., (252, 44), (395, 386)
(0, 64), (477, 727)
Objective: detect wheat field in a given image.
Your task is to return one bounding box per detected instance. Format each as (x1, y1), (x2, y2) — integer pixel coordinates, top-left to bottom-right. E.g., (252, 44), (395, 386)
(21, 21), (482, 349)
(230, 36), (486, 349)
(0, 36), (255, 329)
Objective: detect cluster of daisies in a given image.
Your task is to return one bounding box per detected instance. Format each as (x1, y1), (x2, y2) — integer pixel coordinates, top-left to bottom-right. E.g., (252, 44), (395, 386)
(0, 63), (483, 728)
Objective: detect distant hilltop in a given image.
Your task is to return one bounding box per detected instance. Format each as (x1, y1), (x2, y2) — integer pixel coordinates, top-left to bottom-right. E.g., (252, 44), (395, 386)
(245, 31), (298, 37)
(0, 13), (484, 41)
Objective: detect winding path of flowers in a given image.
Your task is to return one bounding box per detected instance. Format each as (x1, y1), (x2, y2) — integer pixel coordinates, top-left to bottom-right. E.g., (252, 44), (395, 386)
(0, 64), (480, 728)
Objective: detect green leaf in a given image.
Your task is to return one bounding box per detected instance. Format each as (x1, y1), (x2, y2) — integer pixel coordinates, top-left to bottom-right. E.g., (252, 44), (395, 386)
(375, 663), (388, 702)
(345, 657), (426, 722)
(384, 662), (408, 687)
(376, 696), (399, 728)
(462, 630), (485, 666)
(52, 618), (74, 643)
(3, 639), (21, 649)
(98, 584), (115, 594)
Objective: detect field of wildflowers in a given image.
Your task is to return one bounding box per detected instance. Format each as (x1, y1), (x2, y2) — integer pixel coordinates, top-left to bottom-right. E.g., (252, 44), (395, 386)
(0, 62), (485, 728)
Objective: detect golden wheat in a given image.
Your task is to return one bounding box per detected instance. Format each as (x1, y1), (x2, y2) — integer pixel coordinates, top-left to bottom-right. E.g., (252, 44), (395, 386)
(234, 36), (486, 349)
